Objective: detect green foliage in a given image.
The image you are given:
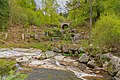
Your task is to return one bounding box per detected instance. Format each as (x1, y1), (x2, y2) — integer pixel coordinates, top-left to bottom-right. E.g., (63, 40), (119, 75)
(9, 0), (62, 27)
(0, 0), (9, 31)
(30, 42), (53, 52)
(6, 71), (27, 80)
(67, 0), (120, 26)
(92, 14), (120, 50)
(42, 0), (60, 26)
(0, 59), (15, 77)
(0, 59), (27, 80)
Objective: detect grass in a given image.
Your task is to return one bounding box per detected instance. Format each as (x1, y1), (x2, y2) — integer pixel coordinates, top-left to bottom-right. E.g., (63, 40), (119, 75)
(29, 42), (53, 52)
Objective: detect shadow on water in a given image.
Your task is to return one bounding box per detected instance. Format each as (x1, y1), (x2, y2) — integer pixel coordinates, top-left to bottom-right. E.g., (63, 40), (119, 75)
(28, 68), (82, 80)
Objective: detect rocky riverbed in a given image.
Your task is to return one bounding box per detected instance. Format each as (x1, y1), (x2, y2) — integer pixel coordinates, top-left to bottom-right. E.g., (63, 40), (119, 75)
(0, 48), (118, 80)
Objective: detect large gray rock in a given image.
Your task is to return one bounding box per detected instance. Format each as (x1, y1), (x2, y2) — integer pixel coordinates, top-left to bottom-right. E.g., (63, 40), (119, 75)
(107, 57), (120, 76)
(103, 61), (109, 70)
(53, 47), (61, 53)
(114, 71), (120, 80)
(45, 51), (57, 58)
(87, 60), (96, 68)
(102, 53), (114, 60)
(16, 57), (30, 65)
(79, 54), (89, 63)
(73, 33), (82, 41)
(69, 44), (79, 54)
(30, 60), (44, 66)
(34, 54), (47, 60)
(78, 63), (87, 71)
(54, 54), (65, 61)
(63, 57), (76, 63)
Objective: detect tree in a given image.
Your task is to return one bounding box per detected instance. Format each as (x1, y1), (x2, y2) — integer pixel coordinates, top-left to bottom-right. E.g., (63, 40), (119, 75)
(42, 0), (60, 26)
(0, 0), (9, 31)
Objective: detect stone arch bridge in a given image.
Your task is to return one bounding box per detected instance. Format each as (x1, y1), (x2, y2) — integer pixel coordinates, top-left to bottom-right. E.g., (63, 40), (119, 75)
(60, 23), (70, 29)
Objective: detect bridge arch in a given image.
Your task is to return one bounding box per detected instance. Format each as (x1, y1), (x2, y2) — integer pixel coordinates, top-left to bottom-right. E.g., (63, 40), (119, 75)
(61, 23), (70, 29)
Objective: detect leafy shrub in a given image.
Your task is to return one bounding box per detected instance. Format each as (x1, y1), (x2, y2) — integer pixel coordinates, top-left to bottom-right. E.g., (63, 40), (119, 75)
(0, 59), (15, 76)
(0, 59), (28, 80)
(92, 14), (120, 51)
(6, 71), (27, 80)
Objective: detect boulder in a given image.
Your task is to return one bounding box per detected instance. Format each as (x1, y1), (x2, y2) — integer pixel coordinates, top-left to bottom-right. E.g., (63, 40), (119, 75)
(29, 60), (44, 66)
(87, 60), (96, 68)
(34, 54), (47, 60)
(63, 57), (76, 63)
(102, 53), (114, 60)
(45, 51), (57, 58)
(54, 54), (65, 61)
(71, 61), (79, 67)
(114, 71), (120, 80)
(16, 57), (30, 66)
(78, 63), (87, 71)
(107, 57), (120, 76)
(60, 61), (71, 66)
(69, 44), (78, 54)
(53, 47), (61, 53)
(62, 45), (69, 53)
(103, 61), (109, 70)
(73, 33), (82, 41)
(79, 54), (89, 63)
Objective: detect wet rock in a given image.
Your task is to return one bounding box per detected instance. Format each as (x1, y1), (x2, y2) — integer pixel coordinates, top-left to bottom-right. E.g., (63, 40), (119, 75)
(13, 48), (30, 52)
(63, 57), (76, 63)
(29, 60), (44, 66)
(114, 71), (120, 80)
(29, 49), (42, 54)
(45, 51), (57, 58)
(34, 54), (47, 60)
(54, 54), (65, 61)
(0, 48), (10, 51)
(87, 60), (96, 68)
(60, 61), (71, 66)
(79, 54), (89, 63)
(16, 57), (30, 65)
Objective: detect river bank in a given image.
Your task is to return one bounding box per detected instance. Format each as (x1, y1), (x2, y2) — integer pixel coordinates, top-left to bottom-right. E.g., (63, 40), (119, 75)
(0, 48), (117, 80)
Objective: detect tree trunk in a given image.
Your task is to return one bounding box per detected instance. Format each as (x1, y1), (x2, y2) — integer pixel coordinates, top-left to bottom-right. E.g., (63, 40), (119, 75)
(89, 0), (92, 43)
